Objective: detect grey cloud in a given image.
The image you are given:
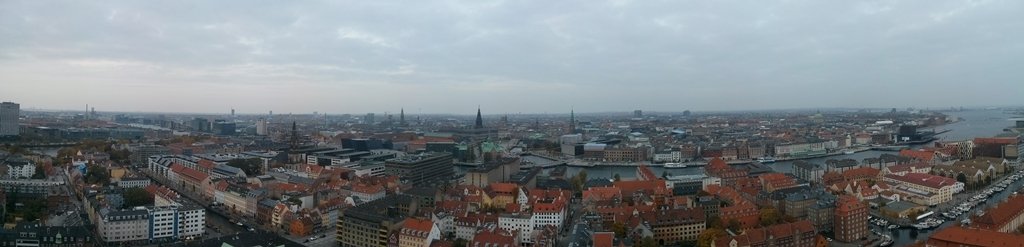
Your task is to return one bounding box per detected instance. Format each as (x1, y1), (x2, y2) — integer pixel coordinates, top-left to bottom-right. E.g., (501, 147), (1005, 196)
(1, 0), (1022, 114)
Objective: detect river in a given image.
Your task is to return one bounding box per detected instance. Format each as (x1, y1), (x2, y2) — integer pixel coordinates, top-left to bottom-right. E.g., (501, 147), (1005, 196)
(547, 109), (1020, 180)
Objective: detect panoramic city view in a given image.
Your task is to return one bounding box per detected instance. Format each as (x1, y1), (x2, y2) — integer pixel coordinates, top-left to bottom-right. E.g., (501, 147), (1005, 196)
(2, 1), (1024, 247)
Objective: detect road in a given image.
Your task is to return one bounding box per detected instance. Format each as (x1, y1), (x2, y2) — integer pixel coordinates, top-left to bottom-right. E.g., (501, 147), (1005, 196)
(138, 168), (245, 240)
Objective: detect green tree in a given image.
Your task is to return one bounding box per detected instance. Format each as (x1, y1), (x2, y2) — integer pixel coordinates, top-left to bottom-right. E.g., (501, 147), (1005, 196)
(726, 219), (741, 232)
(760, 207), (781, 226)
(577, 170), (588, 183)
(638, 236), (658, 247)
(956, 173), (967, 184)
(122, 188), (154, 209)
(85, 165), (110, 185)
(227, 158), (264, 175)
(30, 164), (45, 179)
(453, 239), (468, 247)
(611, 222), (627, 238)
(613, 173), (621, 182)
(697, 228), (726, 247)
(707, 216), (723, 229)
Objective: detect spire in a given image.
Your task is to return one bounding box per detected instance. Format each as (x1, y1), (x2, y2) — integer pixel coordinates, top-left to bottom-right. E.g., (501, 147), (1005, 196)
(400, 108), (406, 126)
(475, 107), (484, 129)
(290, 121), (298, 149)
(569, 108), (576, 134)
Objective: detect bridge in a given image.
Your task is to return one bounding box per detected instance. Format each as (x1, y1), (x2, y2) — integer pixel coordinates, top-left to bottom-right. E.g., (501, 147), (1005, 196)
(15, 142), (82, 148)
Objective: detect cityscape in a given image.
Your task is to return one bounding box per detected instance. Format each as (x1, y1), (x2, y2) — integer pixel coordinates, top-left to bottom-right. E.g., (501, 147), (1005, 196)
(3, 1), (1024, 247)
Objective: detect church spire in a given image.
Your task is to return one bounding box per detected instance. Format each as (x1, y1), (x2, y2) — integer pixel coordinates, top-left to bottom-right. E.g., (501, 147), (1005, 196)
(400, 108), (406, 126)
(569, 108), (576, 134)
(474, 107), (484, 129)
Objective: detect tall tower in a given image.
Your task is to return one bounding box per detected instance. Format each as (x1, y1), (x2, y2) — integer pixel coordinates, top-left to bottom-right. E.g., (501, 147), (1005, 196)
(474, 107), (484, 129)
(290, 121), (299, 149)
(400, 108), (406, 126)
(569, 108), (576, 134)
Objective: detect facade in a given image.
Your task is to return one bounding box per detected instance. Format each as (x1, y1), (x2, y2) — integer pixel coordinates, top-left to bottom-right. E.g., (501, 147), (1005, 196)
(398, 218), (440, 247)
(0, 102), (18, 137)
(792, 161), (825, 184)
(5, 157), (35, 178)
(97, 209), (150, 243)
(883, 173), (958, 206)
(834, 196), (868, 242)
(650, 208), (707, 245)
(118, 178), (151, 188)
(385, 152), (454, 186)
(337, 195), (417, 247)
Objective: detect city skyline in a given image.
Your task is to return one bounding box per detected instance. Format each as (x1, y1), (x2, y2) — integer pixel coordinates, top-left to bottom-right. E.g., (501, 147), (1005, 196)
(3, 1), (1024, 113)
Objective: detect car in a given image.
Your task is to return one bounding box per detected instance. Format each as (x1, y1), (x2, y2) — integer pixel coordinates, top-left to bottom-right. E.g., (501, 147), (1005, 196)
(304, 240), (310, 243)
(236, 222), (244, 226)
(320, 234), (327, 238)
(248, 227), (255, 231)
(309, 236), (318, 241)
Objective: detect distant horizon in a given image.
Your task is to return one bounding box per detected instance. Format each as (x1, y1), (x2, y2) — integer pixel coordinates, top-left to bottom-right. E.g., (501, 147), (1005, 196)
(14, 104), (1023, 117)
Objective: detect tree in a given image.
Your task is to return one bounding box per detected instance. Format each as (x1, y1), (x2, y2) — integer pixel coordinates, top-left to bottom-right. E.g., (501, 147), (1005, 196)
(707, 216), (723, 229)
(227, 158), (264, 175)
(638, 236), (658, 247)
(122, 188), (154, 209)
(760, 207), (781, 226)
(85, 165), (110, 185)
(613, 173), (621, 182)
(31, 164), (45, 179)
(726, 219), (741, 232)
(611, 222), (627, 238)
(662, 171), (669, 179)
(577, 170), (588, 183)
(453, 239), (468, 247)
(697, 228), (726, 247)
(956, 173), (967, 184)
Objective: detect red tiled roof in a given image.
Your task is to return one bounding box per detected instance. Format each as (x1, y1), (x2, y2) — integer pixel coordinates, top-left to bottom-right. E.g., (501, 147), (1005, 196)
(973, 137), (1017, 145)
(613, 180), (668, 196)
(885, 173), (957, 189)
(488, 182), (518, 194)
(173, 164), (208, 182)
(582, 187), (622, 202)
(593, 232), (614, 247)
(928, 226), (1024, 247)
(402, 218), (434, 233)
(973, 195), (1024, 231)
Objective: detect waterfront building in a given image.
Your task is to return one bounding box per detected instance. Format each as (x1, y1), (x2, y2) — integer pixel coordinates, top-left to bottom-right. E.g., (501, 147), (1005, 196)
(972, 195), (1024, 233)
(927, 226), (1024, 247)
(793, 161), (825, 184)
(883, 173), (958, 206)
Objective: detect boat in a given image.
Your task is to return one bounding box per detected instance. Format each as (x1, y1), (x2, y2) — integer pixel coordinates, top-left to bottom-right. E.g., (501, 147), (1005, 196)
(756, 157), (776, 163)
(663, 163), (688, 169)
(843, 150), (855, 155)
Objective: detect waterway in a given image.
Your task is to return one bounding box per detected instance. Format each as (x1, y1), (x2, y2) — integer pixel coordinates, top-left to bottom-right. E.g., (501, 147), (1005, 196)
(545, 109), (1020, 180)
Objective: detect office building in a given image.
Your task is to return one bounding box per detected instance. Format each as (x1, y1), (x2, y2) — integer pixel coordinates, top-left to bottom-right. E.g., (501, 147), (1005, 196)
(337, 195), (418, 247)
(385, 152), (454, 186)
(256, 118), (268, 135)
(0, 102), (18, 137)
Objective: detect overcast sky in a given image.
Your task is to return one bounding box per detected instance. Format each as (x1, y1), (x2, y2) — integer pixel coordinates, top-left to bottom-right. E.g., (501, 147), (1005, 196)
(1, 1), (1022, 114)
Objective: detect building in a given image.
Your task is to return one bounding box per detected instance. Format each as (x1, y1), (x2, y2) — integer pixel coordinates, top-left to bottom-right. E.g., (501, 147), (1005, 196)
(97, 209), (150, 243)
(792, 161), (825, 185)
(118, 178), (151, 188)
(4, 156), (35, 179)
(129, 144), (169, 166)
(973, 195), (1024, 233)
(0, 102), (18, 137)
(398, 218), (440, 247)
(883, 173), (959, 206)
(256, 118), (269, 136)
(650, 208), (707, 245)
(385, 152), (454, 186)
(927, 226), (1024, 247)
(834, 196), (868, 243)
(0, 223), (94, 247)
(712, 220), (816, 247)
(337, 195), (418, 247)
(463, 158), (520, 187)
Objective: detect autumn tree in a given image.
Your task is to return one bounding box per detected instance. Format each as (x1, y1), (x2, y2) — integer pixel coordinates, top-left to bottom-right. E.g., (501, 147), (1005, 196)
(697, 228), (726, 247)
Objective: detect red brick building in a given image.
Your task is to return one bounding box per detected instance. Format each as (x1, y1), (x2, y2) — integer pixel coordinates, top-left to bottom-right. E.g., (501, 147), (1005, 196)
(833, 195), (868, 242)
